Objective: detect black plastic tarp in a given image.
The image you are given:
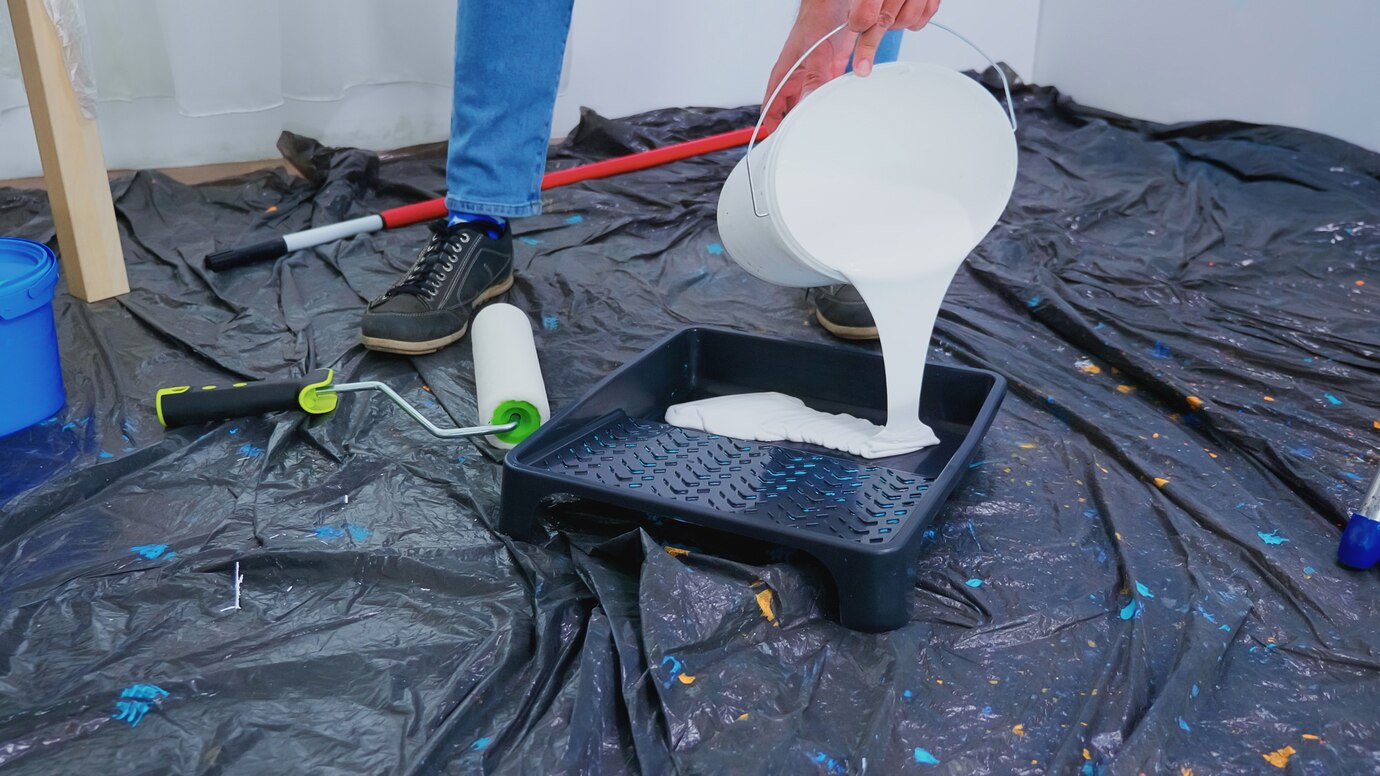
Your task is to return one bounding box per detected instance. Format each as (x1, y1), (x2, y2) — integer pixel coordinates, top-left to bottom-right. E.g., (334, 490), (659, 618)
(2, 75), (1378, 774)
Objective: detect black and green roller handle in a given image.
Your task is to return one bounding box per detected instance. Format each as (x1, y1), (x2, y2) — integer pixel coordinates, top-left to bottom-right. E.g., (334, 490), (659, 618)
(156, 369), (338, 428)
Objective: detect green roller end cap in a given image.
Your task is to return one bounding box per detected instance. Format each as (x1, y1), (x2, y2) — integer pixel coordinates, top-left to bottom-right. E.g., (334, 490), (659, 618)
(490, 400), (542, 445)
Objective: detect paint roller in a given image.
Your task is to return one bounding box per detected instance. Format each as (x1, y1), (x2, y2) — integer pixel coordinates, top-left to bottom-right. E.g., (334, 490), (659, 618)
(154, 303), (548, 449)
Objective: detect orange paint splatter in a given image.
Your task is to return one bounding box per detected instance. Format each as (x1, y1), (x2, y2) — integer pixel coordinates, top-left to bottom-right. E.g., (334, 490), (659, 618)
(678, 673), (696, 685)
(1186, 396), (1204, 410)
(1357, 280), (1366, 286)
(422, 385), (432, 392)
(1301, 734), (1321, 741)
(1262, 745), (1295, 768)
(1077, 361), (1102, 375)
(755, 588), (777, 623)
(1154, 477), (1170, 488)
(1181, 768), (1195, 776)
(1117, 384), (1135, 394)
(1012, 724), (1025, 736)
(1083, 748), (1092, 760)
(1019, 442), (1037, 449)
(1263, 395), (1275, 402)
(664, 546), (689, 557)
(265, 205), (278, 213)
(989, 679), (999, 685)
(737, 712), (749, 721)
(1373, 420), (1380, 430)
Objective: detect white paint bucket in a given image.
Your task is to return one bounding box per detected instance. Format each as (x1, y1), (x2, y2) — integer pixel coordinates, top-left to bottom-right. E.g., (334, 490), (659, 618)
(717, 24), (1019, 287)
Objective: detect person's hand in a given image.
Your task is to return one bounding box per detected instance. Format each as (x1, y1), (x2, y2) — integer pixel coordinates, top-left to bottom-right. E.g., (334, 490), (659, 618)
(760, 0), (941, 134)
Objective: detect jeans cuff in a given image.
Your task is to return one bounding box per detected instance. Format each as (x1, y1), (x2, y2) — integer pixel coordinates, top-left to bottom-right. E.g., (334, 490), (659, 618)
(443, 196), (543, 219)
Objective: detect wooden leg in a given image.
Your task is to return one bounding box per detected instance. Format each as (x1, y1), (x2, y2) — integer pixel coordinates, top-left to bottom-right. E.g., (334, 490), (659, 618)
(8, 0), (128, 302)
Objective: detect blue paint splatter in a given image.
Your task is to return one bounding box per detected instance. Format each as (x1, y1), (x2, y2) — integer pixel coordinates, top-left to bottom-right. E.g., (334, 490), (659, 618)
(1304, 566), (1316, 575)
(966, 578), (984, 588)
(61, 421), (77, 431)
(1027, 294), (1042, 308)
(565, 214), (584, 225)
(1083, 508), (1098, 519)
(968, 460), (987, 469)
(99, 451), (113, 459)
(520, 236), (542, 245)
(457, 456), (467, 464)
(1177, 716), (1191, 731)
(661, 655), (685, 688)
(903, 690), (913, 699)
(1082, 762), (1096, 776)
(345, 523), (369, 542)
(982, 706), (992, 715)
(1290, 447), (1315, 459)
(471, 737), (491, 751)
(706, 242), (724, 255)
(1341, 471), (1363, 481)
(1324, 393), (1343, 405)
(1257, 530), (1289, 545)
(238, 443), (264, 458)
(1135, 581), (1154, 598)
(1219, 624), (1231, 631)
(1150, 341), (1172, 359)
(112, 684), (168, 727)
(542, 315), (559, 331)
(131, 544), (170, 560)
(1196, 606), (1217, 623)
(1095, 321), (1106, 329)
(811, 752), (846, 774)
(228, 427), (239, 435)
(1191, 683), (1199, 697)
(913, 747), (940, 765)
(1120, 599), (1140, 619)
(314, 526), (345, 540)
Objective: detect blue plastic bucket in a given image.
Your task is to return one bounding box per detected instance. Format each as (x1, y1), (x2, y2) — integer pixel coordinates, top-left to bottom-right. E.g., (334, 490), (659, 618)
(0, 237), (65, 437)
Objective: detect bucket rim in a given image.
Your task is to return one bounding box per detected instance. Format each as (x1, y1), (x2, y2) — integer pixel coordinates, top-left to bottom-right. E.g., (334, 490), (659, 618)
(0, 237), (59, 320)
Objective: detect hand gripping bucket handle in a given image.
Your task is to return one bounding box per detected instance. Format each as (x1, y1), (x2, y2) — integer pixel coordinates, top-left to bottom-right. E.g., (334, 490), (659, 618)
(746, 22), (1018, 218)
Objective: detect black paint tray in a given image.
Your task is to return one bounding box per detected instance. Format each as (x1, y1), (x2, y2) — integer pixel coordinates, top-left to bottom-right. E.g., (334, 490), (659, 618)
(499, 327), (1005, 632)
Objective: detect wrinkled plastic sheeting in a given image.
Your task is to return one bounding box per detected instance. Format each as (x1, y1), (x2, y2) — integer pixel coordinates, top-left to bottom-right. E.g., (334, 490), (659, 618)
(1, 77), (1379, 774)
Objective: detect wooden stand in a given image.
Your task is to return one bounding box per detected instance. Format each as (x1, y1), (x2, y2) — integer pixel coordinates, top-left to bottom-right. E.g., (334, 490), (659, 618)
(7, 0), (128, 302)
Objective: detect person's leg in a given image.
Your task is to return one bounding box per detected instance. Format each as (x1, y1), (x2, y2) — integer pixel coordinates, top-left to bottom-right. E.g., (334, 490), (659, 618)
(446, 0), (575, 221)
(362, 0), (574, 355)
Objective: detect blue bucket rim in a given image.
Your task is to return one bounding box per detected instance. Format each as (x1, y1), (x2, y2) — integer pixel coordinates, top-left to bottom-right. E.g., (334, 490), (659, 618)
(0, 237), (59, 320)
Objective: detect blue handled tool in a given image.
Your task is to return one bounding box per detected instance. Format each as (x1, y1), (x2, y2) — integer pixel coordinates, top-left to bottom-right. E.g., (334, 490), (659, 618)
(1338, 466), (1380, 569)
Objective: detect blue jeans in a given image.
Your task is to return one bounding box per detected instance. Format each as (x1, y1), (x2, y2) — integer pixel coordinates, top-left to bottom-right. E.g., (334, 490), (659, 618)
(445, 9), (900, 218)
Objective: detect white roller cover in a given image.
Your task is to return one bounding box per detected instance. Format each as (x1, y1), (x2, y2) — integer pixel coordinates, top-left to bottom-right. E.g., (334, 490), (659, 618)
(472, 303), (550, 450)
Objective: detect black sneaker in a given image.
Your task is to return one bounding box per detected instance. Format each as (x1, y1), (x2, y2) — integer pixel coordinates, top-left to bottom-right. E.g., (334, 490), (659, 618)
(813, 284), (878, 340)
(360, 220), (514, 355)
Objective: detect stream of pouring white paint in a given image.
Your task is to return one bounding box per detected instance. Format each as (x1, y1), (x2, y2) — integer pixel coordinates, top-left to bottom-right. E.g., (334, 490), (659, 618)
(667, 182), (974, 458)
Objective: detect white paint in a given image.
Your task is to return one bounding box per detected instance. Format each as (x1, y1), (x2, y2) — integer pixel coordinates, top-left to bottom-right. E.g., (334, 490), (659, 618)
(665, 392), (937, 458)
(688, 61), (1016, 459)
(1032, 0), (1380, 153)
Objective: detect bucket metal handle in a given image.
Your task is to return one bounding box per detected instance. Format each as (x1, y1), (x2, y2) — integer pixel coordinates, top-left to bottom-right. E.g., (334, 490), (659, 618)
(747, 21), (1018, 218)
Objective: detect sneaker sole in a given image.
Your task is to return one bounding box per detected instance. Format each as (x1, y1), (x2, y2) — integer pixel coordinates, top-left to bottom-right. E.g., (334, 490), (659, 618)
(815, 310), (879, 341)
(360, 274), (516, 355)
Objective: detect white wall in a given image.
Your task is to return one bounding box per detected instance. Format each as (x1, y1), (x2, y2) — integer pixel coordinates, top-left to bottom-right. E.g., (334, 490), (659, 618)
(551, 0), (1040, 141)
(1033, 0), (1380, 153)
(0, 0), (1039, 177)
